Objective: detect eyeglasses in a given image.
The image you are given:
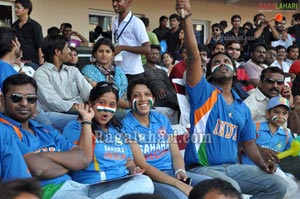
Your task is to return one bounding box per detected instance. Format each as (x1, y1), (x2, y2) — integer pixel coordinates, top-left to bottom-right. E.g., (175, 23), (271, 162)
(264, 78), (284, 85)
(212, 29), (220, 32)
(228, 47), (241, 51)
(96, 82), (119, 93)
(7, 93), (38, 104)
(15, 6), (24, 10)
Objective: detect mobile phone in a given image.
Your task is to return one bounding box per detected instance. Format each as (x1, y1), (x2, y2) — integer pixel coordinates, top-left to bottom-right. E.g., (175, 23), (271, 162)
(181, 177), (192, 186)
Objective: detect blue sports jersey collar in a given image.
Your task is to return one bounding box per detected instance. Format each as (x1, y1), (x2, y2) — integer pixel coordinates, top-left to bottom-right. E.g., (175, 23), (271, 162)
(259, 121), (287, 136)
(127, 111), (159, 128)
(0, 113), (44, 129)
(211, 83), (243, 103)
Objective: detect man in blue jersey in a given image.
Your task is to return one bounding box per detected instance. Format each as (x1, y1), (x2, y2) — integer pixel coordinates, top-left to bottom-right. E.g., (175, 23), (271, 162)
(0, 74), (108, 199)
(176, 0), (287, 198)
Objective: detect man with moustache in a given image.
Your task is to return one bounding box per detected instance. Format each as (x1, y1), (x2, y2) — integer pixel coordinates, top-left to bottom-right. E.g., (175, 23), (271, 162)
(244, 43), (268, 87)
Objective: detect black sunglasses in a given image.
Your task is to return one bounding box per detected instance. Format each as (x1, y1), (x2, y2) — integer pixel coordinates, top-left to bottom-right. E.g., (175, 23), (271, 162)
(264, 78), (284, 85)
(96, 82), (119, 92)
(7, 93), (38, 104)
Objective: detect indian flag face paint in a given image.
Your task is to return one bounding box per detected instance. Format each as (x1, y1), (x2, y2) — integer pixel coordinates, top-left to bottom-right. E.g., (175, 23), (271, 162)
(271, 115), (287, 124)
(132, 97), (154, 112)
(211, 63), (234, 73)
(96, 104), (116, 113)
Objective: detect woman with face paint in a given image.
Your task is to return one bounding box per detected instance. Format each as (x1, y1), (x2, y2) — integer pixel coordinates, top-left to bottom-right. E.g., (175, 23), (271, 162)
(122, 78), (211, 199)
(62, 82), (154, 199)
(241, 96), (298, 198)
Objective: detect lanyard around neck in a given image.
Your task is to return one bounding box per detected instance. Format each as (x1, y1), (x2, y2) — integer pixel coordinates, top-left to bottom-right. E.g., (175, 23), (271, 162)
(114, 14), (133, 44)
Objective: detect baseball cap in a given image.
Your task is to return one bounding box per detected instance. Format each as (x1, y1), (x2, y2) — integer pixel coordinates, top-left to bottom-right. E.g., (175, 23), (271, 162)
(267, 96), (290, 111)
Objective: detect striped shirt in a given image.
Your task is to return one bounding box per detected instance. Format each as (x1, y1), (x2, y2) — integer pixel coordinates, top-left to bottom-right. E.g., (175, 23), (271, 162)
(34, 62), (92, 112)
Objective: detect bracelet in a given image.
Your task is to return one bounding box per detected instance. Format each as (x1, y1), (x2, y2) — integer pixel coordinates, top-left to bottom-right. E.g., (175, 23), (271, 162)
(175, 168), (186, 176)
(81, 120), (92, 125)
(181, 13), (192, 20)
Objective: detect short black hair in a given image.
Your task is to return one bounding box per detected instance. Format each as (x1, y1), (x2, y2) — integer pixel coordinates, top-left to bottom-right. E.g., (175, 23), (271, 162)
(61, 23), (72, 30)
(0, 27), (17, 59)
(253, 13), (265, 22)
(15, 0), (32, 15)
(292, 13), (300, 21)
(42, 34), (69, 63)
(267, 46), (278, 53)
(0, 178), (41, 199)
(287, 45), (299, 53)
(243, 22), (253, 30)
(231, 15), (241, 23)
(47, 26), (60, 36)
(260, 67), (284, 81)
(127, 78), (153, 101)
(159, 15), (168, 23)
(189, 178), (242, 199)
(140, 17), (150, 28)
(2, 74), (38, 96)
(250, 42), (267, 53)
(198, 44), (209, 53)
(169, 13), (180, 21)
(150, 44), (161, 52)
(276, 45), (286, 52)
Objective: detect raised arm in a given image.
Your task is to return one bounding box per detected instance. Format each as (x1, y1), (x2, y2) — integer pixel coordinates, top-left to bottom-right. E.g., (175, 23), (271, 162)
(176, 0), (202, 86)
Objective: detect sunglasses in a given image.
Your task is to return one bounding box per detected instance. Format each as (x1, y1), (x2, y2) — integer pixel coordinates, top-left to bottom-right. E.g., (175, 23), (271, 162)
(7, 93), (38, 104)
(96, 82), (119, 93)
(264, 78), (284, 85)
(228, 47), (241, 51)
(212, 29), (220, 32)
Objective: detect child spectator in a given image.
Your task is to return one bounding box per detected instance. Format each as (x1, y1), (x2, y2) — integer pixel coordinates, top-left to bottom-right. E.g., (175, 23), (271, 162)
(242, 96), (298, 199)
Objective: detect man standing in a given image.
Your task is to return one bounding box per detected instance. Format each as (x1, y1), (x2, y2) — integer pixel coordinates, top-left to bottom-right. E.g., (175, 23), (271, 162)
(34, 34), (92, 113)
(166, 14), (181, 59)
(12, 0), (43, 70)
(112, 0), (150, 84)
(153, 15), (170, 42)
(224, 15), (245, 45)
(176, 0), (287, 198)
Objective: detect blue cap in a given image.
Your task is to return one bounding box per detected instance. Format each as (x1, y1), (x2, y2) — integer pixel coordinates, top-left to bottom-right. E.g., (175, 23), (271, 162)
(267, 96), (290, 111)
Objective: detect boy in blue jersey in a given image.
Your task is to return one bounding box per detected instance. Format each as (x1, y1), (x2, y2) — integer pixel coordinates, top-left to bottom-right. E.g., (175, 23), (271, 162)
(242, 96), (298, 198)
(176, 0), (287, 198)
(0, 74), (114, 199)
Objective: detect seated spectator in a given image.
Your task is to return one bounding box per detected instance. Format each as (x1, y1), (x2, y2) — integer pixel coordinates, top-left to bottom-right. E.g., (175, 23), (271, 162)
(242, 96), (298, 198)
(272, 45), (290, 73)
(0, 74), (100, 198)
(244, 43), (268, 87)
(81, 38), (130, 114)
(264, 46), (278, 66)
(0, 178), (41, 199)
(0, 123), (31, 182)
(34, 34), (92, 113)
(65, 47), (81, 70)
(211, 41), (225, 56)
(47, 26), (60, 36)
(189, 178), (242, 199)
(205, 23), (224, 51)
(143, 45), (179, 111)
(61, 22), (89, 47)
(162, 52), (175, 75)
(122, 78), (211, 199)
(226, 40), (254, 96)
(62, 82), (154, 198)
(286, 45), (299, 72)
(13, 50), (35, 77)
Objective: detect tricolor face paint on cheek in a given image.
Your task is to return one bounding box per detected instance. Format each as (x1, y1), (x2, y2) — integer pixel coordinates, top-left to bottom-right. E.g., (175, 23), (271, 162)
(271, 115), (287, 124)
(211, 63), (234, 73)
(132, 97), (154, 112)
(96, 104), (116, 113)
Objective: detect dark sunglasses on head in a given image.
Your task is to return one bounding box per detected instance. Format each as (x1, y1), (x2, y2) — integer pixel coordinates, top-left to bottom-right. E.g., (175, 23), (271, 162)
(264, 78), (284, 85)
(96, 82), (119, 92)
(7, 93), (38, 104)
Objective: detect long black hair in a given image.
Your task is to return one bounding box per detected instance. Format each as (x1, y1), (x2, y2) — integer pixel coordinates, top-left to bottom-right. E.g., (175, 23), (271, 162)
(89, 81), (121, 132)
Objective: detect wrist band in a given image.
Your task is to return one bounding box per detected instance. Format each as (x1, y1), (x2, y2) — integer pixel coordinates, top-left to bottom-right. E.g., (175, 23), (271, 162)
(181, 13), (192, 19)
(81, 120), (92, 125)
(175, 168), (186, 176)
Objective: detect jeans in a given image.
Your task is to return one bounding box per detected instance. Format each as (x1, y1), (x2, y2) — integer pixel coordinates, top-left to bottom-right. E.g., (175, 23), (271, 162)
(35, 111), (77, 132)
(52, 175), (154, 199)
(189, 164), (287, 199)
(153, 169), (211, 199)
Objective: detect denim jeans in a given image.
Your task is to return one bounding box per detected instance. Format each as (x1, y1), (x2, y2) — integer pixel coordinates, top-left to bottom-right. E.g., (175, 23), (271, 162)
(53, 175), (154, 199)
(153, 169), (211, 199)
(189, 164), (287, 199)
